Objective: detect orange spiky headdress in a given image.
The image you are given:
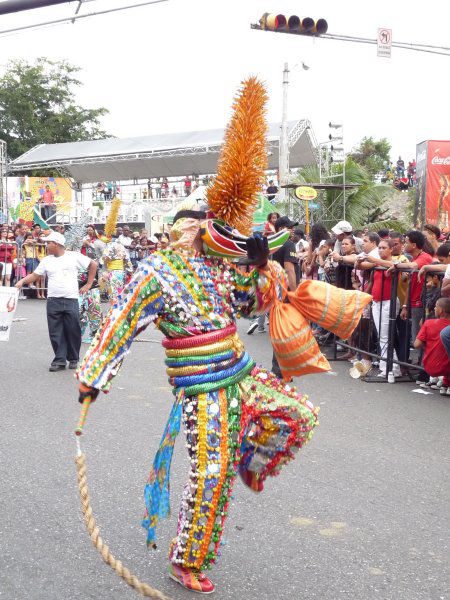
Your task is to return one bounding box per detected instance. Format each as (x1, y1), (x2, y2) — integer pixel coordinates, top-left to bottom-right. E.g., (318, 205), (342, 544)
(104, 196), (121, 239)
(206, 77), (268, 236)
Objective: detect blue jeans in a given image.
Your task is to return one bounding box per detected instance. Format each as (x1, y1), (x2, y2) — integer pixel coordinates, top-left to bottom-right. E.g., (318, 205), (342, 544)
(440, 325), (450, 359)
(26, 258), (39, 274)
(42, 204), (56, 223)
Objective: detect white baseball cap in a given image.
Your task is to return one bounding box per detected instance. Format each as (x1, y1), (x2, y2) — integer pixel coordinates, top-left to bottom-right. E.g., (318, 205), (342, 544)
(331, 220), (353, 235)
(44, 231), (66, 246)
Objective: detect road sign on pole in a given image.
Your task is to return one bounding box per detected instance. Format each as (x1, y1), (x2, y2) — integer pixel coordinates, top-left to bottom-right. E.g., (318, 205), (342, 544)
(377, 28), (392, 58)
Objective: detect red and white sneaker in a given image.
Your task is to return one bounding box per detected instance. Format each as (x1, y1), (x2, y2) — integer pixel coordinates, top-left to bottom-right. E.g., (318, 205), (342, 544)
(169, 564), (215, 594)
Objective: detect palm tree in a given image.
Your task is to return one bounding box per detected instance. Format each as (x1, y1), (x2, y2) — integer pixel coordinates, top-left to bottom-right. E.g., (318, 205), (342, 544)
(291, 158), (391, 228)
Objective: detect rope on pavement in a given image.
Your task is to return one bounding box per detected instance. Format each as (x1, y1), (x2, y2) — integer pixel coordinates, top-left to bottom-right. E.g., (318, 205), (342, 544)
(75, 452), (171, 599)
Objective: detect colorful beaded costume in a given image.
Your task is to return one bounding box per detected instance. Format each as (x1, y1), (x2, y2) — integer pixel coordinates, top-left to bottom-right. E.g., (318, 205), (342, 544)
(77, 249), (319, 571)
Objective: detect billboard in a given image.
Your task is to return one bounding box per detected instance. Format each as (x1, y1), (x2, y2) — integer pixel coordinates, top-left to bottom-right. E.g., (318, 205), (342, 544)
(7, 176), (73, 223)
(415, 140), (450, 229)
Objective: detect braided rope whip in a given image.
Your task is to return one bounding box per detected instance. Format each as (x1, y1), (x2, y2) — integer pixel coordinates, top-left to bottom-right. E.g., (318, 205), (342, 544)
(75, 451), (171, 599)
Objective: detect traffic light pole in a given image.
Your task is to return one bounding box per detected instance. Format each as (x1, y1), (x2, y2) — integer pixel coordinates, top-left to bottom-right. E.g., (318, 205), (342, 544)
(279, 63), (290, 204)
(251, 24), (450, 57)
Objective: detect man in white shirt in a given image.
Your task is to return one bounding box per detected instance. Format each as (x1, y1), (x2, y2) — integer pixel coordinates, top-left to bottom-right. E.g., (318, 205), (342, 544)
(16, 231), (97, 371)
(117, 225), (132, 249)
(360, 232), (381, 259)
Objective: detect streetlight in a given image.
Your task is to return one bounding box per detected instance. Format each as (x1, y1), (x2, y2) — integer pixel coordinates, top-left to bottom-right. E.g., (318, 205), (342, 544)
(278, 62), (310, 205)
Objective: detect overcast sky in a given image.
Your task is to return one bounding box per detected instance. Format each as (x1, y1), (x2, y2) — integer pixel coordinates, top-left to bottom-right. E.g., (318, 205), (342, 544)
(0, 0), (449, 164)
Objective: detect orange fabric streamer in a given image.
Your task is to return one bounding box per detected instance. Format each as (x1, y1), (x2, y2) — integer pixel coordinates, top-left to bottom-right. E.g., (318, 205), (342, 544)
(270, 303), (330, 378)
(260, 263), (372, 381)
(288, 279), (372, 341)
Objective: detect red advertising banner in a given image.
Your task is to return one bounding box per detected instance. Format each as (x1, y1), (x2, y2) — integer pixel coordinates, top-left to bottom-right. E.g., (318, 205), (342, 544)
(426, 141), (450, 229)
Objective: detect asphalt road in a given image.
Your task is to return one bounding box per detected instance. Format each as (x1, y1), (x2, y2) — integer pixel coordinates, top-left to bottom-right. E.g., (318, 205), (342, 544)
(1, 299), (449, 600)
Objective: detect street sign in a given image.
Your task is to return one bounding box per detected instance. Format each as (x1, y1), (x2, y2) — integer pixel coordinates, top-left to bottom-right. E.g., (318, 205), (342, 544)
(295, 186), (317, 200)
(308, 202), (319, 209)
(377, 27), (392, 58)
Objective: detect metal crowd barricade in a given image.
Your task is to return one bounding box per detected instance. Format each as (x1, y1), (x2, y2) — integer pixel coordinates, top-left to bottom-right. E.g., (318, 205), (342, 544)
(326, 266), (443, 382)
(387, 266), (444, 379)
(20, 240), (48, 297)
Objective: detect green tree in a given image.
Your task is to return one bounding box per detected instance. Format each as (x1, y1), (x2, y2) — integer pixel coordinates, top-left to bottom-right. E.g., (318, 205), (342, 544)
(0, 58), (108, 160)
(349, 136), (391, 177)
(294, 158), (392, 228)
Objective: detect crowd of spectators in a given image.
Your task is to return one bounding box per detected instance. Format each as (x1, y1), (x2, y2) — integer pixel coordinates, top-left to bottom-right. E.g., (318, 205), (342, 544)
(0, 222), (172, 294)
(249, 213), (450, 393)
(382, 157), (416, 189)
(3, 215), (450, 392)
(93, 175), (280, 203)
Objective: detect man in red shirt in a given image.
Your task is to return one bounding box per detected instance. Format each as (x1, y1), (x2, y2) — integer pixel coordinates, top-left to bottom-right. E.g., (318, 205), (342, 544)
(397, 230), (433, 343)
(414, 297), (450, 395)
(42, 185), (56, 223)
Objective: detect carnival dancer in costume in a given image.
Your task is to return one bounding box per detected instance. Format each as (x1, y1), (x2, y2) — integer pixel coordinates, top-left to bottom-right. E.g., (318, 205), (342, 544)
(76, 78), (371, 594)
(78, 271), (102, 344)
(101, 239), (133, 303)
(63, 215), (104, 345)
(99, 197), (134, 305)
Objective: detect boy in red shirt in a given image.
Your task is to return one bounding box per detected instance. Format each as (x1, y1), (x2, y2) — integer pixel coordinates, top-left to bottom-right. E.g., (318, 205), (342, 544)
(414, 297), (450, 395)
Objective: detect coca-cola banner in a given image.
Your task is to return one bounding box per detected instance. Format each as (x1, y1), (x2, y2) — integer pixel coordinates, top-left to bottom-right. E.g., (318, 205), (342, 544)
(416, 140), (450, 228)
(427, 141), (450, 228)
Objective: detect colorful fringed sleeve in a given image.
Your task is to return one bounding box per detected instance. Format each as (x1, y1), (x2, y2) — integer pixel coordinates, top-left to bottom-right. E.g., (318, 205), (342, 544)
(228, 260), (286, 317)
(76, 262), (164, 391)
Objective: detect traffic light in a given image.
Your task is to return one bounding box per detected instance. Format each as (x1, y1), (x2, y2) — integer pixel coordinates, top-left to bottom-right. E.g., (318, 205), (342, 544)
(258, 13), (328, 35)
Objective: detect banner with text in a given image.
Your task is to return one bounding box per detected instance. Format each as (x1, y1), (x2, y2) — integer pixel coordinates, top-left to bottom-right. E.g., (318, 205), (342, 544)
(426, 140), (450, 229)
(0, 286), (19, 341)
(7, 176), (74, 224)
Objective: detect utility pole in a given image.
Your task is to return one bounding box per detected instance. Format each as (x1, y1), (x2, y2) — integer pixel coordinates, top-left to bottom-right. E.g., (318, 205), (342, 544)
(0, 140), (7, 224)
(278, 63), (289, 204)
(343, 126), (346, 220)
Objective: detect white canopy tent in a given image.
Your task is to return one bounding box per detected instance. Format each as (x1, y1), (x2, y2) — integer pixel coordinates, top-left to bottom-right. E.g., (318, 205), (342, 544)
(8, 120), (317, 183)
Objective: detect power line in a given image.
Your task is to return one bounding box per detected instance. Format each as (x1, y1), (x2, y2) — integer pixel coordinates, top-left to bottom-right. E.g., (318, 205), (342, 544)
(0, 0), (169, 38)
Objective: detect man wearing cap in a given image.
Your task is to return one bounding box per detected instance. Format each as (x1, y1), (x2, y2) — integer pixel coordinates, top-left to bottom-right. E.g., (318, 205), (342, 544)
(332, 220), (364, 254)
(15, 231), (97, 371)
